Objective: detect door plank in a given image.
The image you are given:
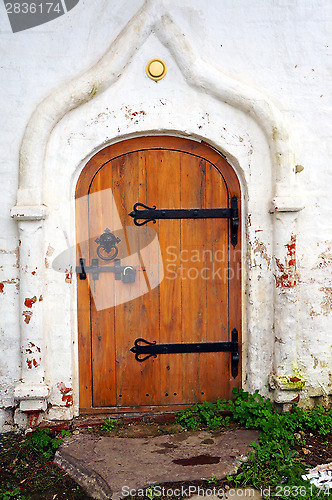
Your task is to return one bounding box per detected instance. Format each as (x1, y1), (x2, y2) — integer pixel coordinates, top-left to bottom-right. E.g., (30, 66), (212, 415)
(202, 162), (230, 401)
(180, 153), (207, 403)
(132, 150), (162, 406)
(112, 152), (141, 406)
(76, 192), (92, 408)
(89, 163), (117, 407)
(157, 150), (183, 405)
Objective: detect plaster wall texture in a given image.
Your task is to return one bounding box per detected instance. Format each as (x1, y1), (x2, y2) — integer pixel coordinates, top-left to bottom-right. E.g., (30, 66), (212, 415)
(0, 0), (331, 431)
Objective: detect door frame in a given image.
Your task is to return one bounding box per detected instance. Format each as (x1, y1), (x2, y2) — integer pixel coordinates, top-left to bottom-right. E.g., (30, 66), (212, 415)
(76, 136), (242, 413)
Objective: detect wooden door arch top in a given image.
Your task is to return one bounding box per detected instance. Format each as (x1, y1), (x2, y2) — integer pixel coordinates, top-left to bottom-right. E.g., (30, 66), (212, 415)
(76, 136), (241, 199)
(76, 136), (241, 412)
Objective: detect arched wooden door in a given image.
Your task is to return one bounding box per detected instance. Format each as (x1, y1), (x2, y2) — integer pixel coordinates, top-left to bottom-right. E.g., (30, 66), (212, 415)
(76, 137), (241, 412)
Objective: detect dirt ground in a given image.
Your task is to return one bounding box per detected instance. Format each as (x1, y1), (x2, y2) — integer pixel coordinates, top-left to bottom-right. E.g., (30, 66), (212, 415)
(292, 431), (332, 468)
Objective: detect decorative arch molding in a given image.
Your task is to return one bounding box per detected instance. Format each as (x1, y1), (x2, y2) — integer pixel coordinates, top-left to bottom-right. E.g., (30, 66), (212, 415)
(11, 0), (304, 419)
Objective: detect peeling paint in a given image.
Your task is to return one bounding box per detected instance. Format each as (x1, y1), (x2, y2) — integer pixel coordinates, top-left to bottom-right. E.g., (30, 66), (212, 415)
(275, 235), (298, 288)
(45, 246), (54, 268)
(57, 382), (73, 407)
(65, 269), (72, 284)
(309, 307), (319, 319)
(57, 382), (71, 394)
(320, 287), (332, 315)
(26, 358), (40, 369)
(26, 349), (41, 370)
(122, 106), (146, 125)
(0, 278), (19, 291)
(314, 245), (332, 269)
(62, 394), (73, 406)
(27, 358), (39, 369)
(275, 337), (285, 344)
(29, 413), (40, 427)
(23, 311), (32, 324)
(252, 238), (271, 267)
(24, 296), (37, 308)
(25, 342), (41, 354)
(46, 246), (55, 257)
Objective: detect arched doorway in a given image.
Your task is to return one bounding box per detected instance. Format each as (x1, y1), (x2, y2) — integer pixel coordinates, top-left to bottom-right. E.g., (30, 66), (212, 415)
(76, 136), (241, 412)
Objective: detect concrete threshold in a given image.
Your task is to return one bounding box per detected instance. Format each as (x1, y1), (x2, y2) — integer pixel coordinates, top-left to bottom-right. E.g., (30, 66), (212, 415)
(54, 429), (259, 500)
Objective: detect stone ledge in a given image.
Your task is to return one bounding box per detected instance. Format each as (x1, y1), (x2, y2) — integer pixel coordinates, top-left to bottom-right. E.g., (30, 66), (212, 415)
(14, 383), (50, 401)
(11, 204), (48, 221)
(270, 196), (304, 213)
(20, 399), (47, 412)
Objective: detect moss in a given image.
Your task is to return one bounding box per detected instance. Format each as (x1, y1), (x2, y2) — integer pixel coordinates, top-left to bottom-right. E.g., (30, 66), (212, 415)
(272, 126), (279, 142)
(88, 84), (98, 98)
(278, 371), (305, 391)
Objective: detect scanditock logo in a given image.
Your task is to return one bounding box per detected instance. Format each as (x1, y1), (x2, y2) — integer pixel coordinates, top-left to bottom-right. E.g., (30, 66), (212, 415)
(3, 0), (80, 33)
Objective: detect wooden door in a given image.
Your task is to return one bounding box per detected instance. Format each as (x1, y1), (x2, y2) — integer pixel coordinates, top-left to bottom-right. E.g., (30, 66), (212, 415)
(76, 137), (241, 412)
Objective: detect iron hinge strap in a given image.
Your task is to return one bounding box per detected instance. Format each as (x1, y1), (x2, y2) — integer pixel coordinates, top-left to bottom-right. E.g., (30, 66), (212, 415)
(129, 196), (239, 247)
(130, 328), (240, 378)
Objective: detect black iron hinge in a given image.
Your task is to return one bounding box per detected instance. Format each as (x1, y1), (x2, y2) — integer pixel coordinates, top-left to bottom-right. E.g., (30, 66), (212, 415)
(130, 328), (240, 378)
(129, 196), (239, 246)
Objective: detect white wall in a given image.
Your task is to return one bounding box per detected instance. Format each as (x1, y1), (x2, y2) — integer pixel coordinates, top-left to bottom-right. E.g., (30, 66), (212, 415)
(0, 0), (331, 431)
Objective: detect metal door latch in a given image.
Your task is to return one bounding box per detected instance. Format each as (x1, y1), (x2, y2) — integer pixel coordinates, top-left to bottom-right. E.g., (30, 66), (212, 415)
(76, 258), (136, 283)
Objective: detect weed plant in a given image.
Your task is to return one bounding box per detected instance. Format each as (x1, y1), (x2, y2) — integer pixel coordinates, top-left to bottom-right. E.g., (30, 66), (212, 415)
(22, 428), (70, 460)
(100, 417), (118, 432)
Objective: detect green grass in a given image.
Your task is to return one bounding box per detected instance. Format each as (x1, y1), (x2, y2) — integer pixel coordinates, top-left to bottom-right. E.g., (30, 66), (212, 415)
(176, 388), (332, 499)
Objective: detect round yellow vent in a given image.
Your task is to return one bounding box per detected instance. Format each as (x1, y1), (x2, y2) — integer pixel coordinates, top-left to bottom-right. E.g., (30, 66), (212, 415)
(146, 59), (167, 81)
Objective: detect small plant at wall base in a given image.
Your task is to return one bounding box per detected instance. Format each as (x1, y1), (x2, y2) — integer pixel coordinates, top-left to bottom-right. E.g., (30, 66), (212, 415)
(176, 399), (231, 430)
(23, 427), (64, 460)
(100, 417), (118, 432)
(176, 388), (332, 499)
